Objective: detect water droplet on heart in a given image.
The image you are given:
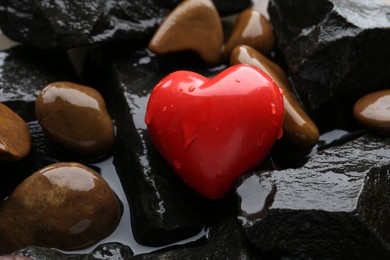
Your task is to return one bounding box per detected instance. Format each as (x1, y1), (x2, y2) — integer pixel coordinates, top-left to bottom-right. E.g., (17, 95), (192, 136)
(162, 106), (167, 112)
(179, 87), (184, 92)
(170, 104), (174, 108)
(271, 103), (277, 115)
(188, 85), (195, 92)
(216, 127), (220, 132)
(279, 88), (284, 96)
(277, 128), (283, 139)
(235, 79), (241, 83)
(174, 159), (181, 170)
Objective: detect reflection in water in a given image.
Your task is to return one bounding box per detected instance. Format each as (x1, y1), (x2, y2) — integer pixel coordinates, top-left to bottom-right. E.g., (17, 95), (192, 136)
(62, 157), (208, 256)
(127, 92), (167, 217)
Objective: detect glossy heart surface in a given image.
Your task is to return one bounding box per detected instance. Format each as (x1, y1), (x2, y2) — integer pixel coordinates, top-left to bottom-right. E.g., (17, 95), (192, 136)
(145, 64), (284, 199)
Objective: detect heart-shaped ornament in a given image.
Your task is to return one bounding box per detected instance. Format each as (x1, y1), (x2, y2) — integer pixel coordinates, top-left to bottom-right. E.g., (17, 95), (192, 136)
(145, 64), (284, 199)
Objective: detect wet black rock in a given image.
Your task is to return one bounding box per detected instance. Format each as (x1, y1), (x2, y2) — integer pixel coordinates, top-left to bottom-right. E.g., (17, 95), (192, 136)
(14, 242), (133, 260)
(133, 217), (260, 259)
(268, 0), (390, 130)
(84, 46), (236, 246)
(156, 0), (252, 16)
(236, 133), (390, 259)
(0, 46), (79, 200)
(0, 1), (169, 49)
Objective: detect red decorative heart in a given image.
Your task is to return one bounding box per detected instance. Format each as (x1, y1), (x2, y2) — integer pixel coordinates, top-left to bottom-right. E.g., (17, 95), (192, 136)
(145, 64), (284, 199)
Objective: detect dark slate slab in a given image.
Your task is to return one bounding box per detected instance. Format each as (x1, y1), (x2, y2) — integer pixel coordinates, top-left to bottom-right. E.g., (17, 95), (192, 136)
(14, 242), (133, 260)
(132, 217), (261, 260)
(84, 46), (237, 246)
(0, 1), (169, 49)
(156, 0), (252, 16)
(0, 46), (79, 200)
(236, 133), (390, 259)
(268, 0), (390, 130)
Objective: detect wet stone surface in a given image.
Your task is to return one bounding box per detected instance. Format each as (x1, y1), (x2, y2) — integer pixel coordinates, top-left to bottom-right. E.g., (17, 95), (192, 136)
(236, 133), (390, 259)
(1, 0), (390, 258)
(0, 162), (121, 252)
(0, 103), (31, 162)
(14, 243), (133, 260)
(85, 46), (238, 247)
(0, 46), (79, 201)
(268, 0), (390, 130)
(157, 0), (252, 16)
(35, 82), (114, 157)
(353, 90), (390, 135)
(0, 0), (169, 49)
(132, 217), (261, 259)
(222, 8), (275, 58)
(149, 0), (223, 65)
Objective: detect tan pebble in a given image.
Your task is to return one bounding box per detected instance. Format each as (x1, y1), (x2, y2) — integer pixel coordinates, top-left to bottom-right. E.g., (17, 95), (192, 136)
(222, 8), (275, 59)
(0, 162), (121, 251)
(230, 45), (319, 148)
(353, 89), (390, 135)
(0, 103), (31, 162)
(35, 82), (114, 157)
(149, 0), (223, 65)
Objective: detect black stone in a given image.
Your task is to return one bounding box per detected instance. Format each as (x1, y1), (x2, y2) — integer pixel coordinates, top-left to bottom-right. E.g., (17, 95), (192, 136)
(155, 0), (252, 16)
(0, 46), (79, 200)
(84, 46), (237, 247)
(0, 0), (169, 49)
(14, 242), (133, 260)
(211, 0), (252, 16)
(236, 134), (390, 259)
(268, 0), (390, 130)
(132, 217), (261, 260)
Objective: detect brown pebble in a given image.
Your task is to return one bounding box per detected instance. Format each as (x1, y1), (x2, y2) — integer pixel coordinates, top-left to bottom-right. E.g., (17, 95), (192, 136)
(149, 0), (223, 65)
(353, 89), (390, 135)
(0, 162), (121, 251)
(35, 82), (114, 157)
(222, 8), (275, 59)
(0, 103), (31, 161)
(230, 45), (320, 148)
(0, 256), (30, 260)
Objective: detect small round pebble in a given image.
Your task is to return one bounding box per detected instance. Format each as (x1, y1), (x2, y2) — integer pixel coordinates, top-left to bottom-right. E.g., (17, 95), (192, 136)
(230, 45), (319, 148)
(0, 103), (31, 161)
(149, 0), (223, 65)
(353, 89), (390, 135)
(35, 82), (114, 157)
(222, 8), (275, 58)
(0, 162), (121, 251)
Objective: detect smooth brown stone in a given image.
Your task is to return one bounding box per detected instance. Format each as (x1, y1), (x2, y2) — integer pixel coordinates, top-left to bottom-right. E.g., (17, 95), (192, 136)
(353, 90), (390, 135)
(222, 8), (275, 59)
(0, 162), (121, 252)
(35, 82), (114, 157)
(149, 0), (223, 65)
(0, 103), (31, 162)
(230, 45), (319, 148)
